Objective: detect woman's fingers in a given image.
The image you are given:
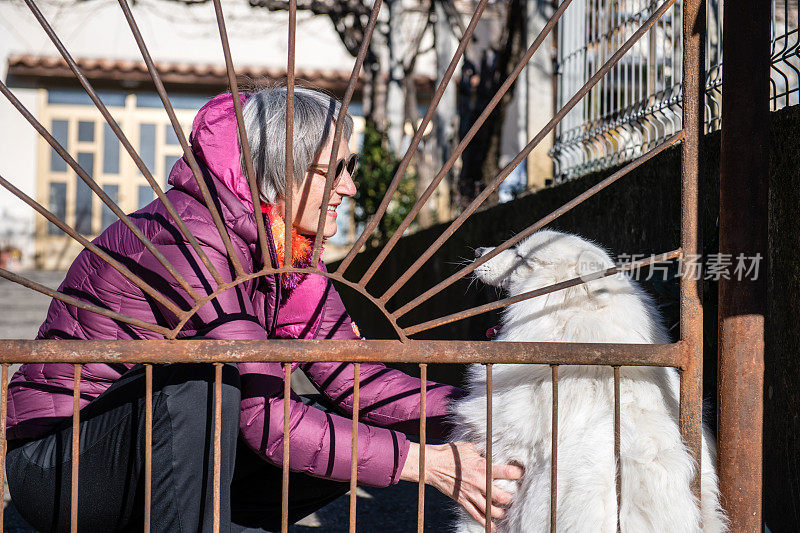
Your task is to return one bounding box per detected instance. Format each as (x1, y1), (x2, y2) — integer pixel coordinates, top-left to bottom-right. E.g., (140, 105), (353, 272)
(491, 462), (524, 480)
(487, 485), (514, 507)
(463, 498), (498, 532)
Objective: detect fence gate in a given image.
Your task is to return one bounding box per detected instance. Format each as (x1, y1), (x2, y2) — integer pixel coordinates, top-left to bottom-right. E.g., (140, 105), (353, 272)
(0, 0), (767, 531)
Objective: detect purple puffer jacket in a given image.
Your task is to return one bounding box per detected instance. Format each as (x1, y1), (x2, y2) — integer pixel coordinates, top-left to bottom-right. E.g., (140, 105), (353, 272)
(7, 93), (462, 487)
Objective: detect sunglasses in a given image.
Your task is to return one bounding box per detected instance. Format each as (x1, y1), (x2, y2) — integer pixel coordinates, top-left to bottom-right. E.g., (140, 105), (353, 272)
(307, 154), (359, 188)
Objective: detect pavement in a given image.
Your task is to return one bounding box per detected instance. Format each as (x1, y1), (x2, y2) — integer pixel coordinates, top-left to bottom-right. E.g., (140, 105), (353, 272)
(0, 271), (458, 532)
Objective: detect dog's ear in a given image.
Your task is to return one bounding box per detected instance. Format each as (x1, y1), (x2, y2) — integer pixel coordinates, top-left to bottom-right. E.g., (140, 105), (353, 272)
(576, 250), (613, 304)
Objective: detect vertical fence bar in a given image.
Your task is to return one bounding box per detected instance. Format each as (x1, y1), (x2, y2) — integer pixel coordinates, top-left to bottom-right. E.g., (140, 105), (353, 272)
(0, 364), (8, 533)
(213, 363), (222, 533)
(284, 1), (297, 265)
(282, 363), (291, 533)
(551, 365), (558, 532)
(349, 363), (360, 533)
(717, 0), (770, 528)
(613, 366), (621, 533)
(679, 0), (704, 503)
(418, 363), (427, 533)
(485, 364), (493, 533)
(71, 364), (81, 532)
(144, 364), (153, 533)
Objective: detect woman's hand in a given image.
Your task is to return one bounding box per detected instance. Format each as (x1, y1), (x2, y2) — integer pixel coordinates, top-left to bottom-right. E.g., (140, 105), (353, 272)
(400, 441), (524, 531)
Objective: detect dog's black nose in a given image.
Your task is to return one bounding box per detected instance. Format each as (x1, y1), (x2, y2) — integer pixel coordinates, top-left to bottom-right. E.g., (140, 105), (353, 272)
(475, 247), (489, 258)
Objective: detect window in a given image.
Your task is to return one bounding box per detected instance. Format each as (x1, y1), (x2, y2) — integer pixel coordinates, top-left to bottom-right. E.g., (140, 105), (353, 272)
(48, 182), (67, 235)
(37, 89), (215, 268)
(78, 121), (95, 142)
(101, 184), (119, 231)
(139, 123), (156, 175)
(75, 153), (95, 235)
(138, 185), (154, 209)
(103, 123), (120, 174)
(50, 120), (69, 172)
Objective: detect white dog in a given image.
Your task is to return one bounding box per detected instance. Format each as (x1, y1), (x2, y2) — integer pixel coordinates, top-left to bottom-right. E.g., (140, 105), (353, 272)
(450, 230), (726, 533)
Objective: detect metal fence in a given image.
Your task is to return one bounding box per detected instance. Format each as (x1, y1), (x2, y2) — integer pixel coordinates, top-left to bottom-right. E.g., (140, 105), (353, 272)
(551, 0), (798, 181)
(0, 0), (763, 531)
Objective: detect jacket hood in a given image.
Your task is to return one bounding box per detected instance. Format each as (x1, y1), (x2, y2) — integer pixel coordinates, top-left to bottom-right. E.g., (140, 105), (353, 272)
(167, 92), (263, 244)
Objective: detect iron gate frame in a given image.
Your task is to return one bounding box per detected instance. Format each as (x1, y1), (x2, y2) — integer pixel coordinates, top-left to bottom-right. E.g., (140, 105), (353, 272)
(0, 0), (766, 531)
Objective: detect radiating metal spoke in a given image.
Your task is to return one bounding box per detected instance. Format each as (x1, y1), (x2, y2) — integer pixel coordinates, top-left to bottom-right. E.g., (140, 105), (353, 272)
(0, 79), (202, 303)
(402, 249), (682, 336)
(336, 0), (491, 274)
(392, 131), (685, 318)
(25, 0), (237, 288)
(284, 0), (297, 265)
(311, 0), (385, 265)
(0, 268), (172, 337)
(115, 0), (230, 287)
(0, 173), (185, 318)
(211, 0), (271, 276)
(357, 0), (575, 287)
(381, 0), (680, 303)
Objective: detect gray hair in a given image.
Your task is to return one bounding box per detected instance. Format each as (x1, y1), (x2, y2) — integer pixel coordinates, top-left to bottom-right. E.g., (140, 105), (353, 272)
(241, 86), (354, 203)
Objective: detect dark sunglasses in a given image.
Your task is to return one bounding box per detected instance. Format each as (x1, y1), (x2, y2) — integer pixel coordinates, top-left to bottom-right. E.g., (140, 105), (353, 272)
(307, 154), (359, 188)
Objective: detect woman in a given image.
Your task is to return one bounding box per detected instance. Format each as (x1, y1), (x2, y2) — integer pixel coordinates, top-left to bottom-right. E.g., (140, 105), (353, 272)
(5, 87), (521, 532)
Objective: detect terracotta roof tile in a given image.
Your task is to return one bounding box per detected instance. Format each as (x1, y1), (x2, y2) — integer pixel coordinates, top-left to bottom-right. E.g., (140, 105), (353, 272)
(7, 54), (435, 95)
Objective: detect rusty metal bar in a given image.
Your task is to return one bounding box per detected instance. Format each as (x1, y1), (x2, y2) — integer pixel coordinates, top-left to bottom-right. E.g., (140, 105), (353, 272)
(418, 363), (427, 533)
(284, 0), (297, 266)
(213, 363), (222, 533)
(0, 339), (685, 367)
(0, 173), (185, 317)
(550, 365), (558, 533)
(336, 0), (491, 274)
(393, 132), (685, 317)
(0, 268), (172, 337)
(349, 363), (360, 533)
(0, 364), (8, 533)
(679, 0), (704, 503)
(282, 362), (291, 533)
(485, 363), (493, 533)
(717, 0), (769, 527)
(613, 366), (621, 533)
(402, 249), (682, 335)
(71, 364), (81, 532)
(310, 0), (385, 265)
(144, 364), (153, 533)
(380, 0), (679, 303)
(115, 0), (227, 287)
(0, 79), (202, 303)
(210, 0), (270, 277)
(24, 0), (231, 293)
(357, 0), (575, 285)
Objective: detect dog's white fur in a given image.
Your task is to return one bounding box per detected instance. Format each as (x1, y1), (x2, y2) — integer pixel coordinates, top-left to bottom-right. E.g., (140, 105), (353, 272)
(450, 230), (726, 533)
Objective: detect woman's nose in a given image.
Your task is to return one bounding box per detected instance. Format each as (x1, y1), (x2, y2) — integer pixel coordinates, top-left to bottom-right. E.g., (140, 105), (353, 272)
(336, 170), (358, 198)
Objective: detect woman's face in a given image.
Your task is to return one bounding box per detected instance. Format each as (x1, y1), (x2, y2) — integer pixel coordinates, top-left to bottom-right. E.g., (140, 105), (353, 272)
(276, 133), (357, 238)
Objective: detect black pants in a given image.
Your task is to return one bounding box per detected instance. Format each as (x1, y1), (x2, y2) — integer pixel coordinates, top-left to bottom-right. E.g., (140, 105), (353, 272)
(6, 364), (349, 532)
